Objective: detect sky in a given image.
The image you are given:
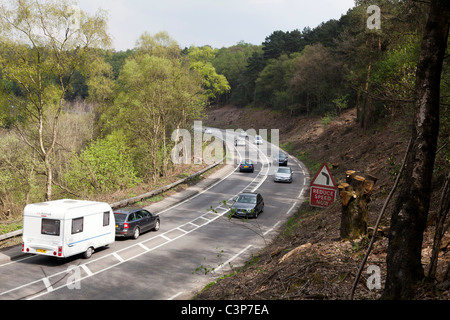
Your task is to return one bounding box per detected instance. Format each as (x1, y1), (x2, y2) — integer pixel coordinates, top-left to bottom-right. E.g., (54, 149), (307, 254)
(75, 0), (356, 51)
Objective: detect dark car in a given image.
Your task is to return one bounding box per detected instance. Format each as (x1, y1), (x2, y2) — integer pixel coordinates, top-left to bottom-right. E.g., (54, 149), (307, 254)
(239, 160), (254, 172)
(114, 207), (160, 239)
(274, 152), (288, 166)
(230, 192), (264, 218)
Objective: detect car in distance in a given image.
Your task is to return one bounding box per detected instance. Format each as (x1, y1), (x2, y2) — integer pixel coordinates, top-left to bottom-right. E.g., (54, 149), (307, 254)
(274, 152), (288, 166)
(202, 127), (213, 134)
(230, 192), (264, 218)
(254, 135), (263, 145)
(234, 136), (246, 146)
(238, 130), (248, 138)
(239, 160), (254, 172)
(114, 207), (160, 239)
(274, 167), (293, 183)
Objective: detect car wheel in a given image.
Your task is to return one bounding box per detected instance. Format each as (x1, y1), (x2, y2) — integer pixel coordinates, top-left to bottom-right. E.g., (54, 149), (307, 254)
(132, 227), (140, 239)
(152, 220), (160, 231)
(83, 246), (94, 259)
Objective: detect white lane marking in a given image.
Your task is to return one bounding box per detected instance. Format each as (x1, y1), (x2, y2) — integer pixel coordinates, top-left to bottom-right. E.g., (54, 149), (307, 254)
(42, 277), (54, 292)
(264, 221), (281, 236)
(286, 202), (298, 215)
(113, 252), (124, 263)
(156, 136), (240, 216)
(81, 264), (93, 276)
(168, 291), (184, 300)
(176, 227), (188, 234)
(214, 245), (253, 274)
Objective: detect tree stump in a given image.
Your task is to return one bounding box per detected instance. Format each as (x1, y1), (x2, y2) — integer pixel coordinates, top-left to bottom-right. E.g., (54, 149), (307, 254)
(338, 171), (377, 240)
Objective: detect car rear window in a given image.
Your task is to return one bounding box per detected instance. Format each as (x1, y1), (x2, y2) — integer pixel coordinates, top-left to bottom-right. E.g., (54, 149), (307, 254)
(114, 213), (127, 222)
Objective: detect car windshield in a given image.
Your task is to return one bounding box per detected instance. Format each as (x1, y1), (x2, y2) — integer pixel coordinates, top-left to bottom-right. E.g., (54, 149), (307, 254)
(114, 213), (128, 222)
(277, 168), (290, 173)
(236, 195), (257, 204)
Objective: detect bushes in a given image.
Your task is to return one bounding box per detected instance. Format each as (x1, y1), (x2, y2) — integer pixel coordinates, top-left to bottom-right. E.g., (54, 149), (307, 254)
(0, 133), (41, 218)
(64, 130), (141, 195)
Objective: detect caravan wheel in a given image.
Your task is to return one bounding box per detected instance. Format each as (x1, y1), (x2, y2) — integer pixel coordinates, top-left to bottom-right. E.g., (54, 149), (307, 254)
(83, 247), (94, 259)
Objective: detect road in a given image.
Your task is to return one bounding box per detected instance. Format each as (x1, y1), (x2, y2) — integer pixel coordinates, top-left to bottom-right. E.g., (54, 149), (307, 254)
(0, 128), (309, 300)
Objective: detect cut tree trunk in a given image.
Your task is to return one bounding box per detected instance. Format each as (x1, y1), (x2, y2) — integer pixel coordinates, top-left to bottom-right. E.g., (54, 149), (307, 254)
(339, 170), (377, 240)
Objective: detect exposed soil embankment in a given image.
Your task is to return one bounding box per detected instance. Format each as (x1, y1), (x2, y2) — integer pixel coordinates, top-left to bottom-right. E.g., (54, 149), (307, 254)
(195, 105), (449, 300)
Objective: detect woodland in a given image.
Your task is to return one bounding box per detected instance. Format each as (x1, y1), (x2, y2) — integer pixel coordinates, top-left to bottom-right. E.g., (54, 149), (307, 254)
(0, 0), (449, 300)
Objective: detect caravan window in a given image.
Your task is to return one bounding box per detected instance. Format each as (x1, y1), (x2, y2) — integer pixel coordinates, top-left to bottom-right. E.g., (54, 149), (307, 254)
(41, 219), (60, 236)
(72, 217), (84, 234)
(103, 211), (110, 226)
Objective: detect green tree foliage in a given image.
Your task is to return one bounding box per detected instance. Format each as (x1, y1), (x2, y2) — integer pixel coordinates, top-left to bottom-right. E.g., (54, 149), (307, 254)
(255, 53), (300, 110)
(290, 44), (343, 114)
(262, 30), (306, 61)
(187, 46), (230, 102)
(64, 130), (141, 194)
(212, 42), (262, 105)
(0, 0), (110, 201)
(0, 133), (41, 212)
(135, 31), (181, 60)
(209, 0), (432, 125)
(108, 32), (207, 182)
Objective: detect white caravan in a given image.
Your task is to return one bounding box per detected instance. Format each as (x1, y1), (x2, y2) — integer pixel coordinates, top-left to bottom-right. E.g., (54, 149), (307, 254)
(22, 199), (115, 259)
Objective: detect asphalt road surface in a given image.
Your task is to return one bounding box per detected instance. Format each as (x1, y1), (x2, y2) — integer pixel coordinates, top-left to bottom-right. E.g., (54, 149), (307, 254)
(0, 128), (309, 300)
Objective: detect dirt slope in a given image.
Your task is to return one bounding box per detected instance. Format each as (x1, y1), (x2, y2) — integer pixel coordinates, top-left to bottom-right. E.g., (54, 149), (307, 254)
(194, 105), (449, 300)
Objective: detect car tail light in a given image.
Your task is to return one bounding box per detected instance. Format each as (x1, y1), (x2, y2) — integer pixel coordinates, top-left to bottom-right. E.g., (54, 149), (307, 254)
(22, 243), (24, 252)
(124, 223), (129, 229)
(58, 246), (62, 257)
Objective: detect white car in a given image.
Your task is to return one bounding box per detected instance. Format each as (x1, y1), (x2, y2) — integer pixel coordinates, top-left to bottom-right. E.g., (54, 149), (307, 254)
(234, 137), (246, 146)
(274, 167), (293, 183)
(254, 135), (263, 145)
(238, 130), (248, 138)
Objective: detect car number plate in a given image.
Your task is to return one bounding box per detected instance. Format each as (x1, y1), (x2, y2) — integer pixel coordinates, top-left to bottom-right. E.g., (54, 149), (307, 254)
(244, 166), (248, 168)
(37, 249), (47, 253)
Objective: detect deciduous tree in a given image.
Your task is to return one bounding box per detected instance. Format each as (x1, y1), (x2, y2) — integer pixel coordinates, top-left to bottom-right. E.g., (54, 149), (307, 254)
(383, 0), (450, 299)
(0, 0), (110, 201)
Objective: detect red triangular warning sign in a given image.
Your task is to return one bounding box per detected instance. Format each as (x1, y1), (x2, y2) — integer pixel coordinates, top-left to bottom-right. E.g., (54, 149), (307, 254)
(310, 163), (337, 188)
